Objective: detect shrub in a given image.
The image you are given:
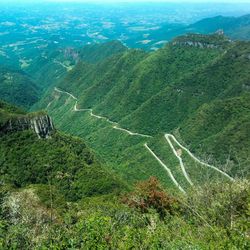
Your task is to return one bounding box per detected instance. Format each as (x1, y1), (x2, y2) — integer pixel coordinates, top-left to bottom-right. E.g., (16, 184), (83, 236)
(122, 177), (180, 218)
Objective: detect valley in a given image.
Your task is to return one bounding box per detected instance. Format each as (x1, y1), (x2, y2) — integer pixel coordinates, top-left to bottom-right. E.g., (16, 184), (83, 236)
(0, 2), (249, 249)
(52, 86), (234, 193)
(37, 33), (249, 191)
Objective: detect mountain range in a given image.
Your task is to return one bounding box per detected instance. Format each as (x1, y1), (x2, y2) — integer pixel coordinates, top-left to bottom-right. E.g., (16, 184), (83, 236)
(154, 14), (250, 43)
(0, 11), (249, 249)
(34, 34), (249, 186)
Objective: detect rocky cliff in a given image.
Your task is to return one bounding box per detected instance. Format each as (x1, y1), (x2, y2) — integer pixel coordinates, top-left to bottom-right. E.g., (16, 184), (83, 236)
(1, 114), (54, 138)
(172, 40), (220, 49)
(172, 33), (231, 50)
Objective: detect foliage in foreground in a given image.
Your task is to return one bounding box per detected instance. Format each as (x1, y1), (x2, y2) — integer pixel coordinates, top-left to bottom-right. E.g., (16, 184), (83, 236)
(0, 177), (249, 249)
(0, 130), (125, 201)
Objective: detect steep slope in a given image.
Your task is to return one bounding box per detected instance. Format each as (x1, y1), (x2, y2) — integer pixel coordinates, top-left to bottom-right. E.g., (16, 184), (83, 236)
(0, 101), (124, 201)
(54, 34), (224, 122)
(25, 46), (80, 90)
(52, 34), (229, 125)
(187, 14), (250, 40)
(179, 93), (250, 176)
(121, 40), (250, 168)
(0, 67), (39, 109)
(26, 41), (127, 90)
(150, 14), (250, 44)
(37, 34), (249, 189)
(78, 40), (128, 63)
(59, 49), (144, 99)
(0, 100), (25, 127)
(122, 39), (249, 133)
(31, 41), (129, 111)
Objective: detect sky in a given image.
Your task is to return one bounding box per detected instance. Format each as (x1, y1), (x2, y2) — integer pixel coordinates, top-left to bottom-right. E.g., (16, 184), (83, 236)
(42, 0), (250, 2)
(1, 0), (250, 3)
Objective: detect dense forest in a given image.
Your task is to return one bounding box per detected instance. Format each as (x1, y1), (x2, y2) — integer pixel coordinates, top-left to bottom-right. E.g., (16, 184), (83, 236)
(0, 6), (249, 249)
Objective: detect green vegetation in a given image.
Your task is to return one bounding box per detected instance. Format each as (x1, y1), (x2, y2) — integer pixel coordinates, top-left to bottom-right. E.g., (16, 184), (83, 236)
(25, 47), (71, 90)
(160, 14), (250, 42)
(0, 67), (39, 109)
(0, 100), (26, 128)
(0, 102), (125, 201)
(35, 35), (249, 184)
(42, 93), (176, 189)
(180, 93), (250, 177)
(173, 33), (231, 48)
(187, 14), (250, 41)
(0, 177), (249, 249)
(0, 10), (250, 249)
(27, 42), (127, 92)
(78, 40), (127, 64)
(0, 130), (125, 201)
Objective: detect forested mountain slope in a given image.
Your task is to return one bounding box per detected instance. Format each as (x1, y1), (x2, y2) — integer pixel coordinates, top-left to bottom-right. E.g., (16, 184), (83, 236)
(187, 14), (250, 40)
(1, 6), (250, 249)
(26, 41), (127, 90)
(121, 39), (250, 169)
(0, 101), (124, 200)
(78, 40), (127, 64)
(36, 34), (250, 188)
(0, 67), (39, 109)
(151, 14), (250, 44)
(31, 41), (128, 110)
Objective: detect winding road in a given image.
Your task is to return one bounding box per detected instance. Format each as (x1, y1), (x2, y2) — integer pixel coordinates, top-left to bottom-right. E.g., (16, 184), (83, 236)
(52, 87), (234, 193)
(165, 134), (234, 181)
(55, 87), (151, 138)
(165, 134), (194, 186)
(144, 143), (186, 194)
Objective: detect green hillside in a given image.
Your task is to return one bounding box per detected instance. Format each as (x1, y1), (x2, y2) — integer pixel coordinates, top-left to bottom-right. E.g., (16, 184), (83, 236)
(0, 67), (39, 109)
(78, 40), (127, 63)
(0, 17), (249, 250)
(32, 34), (250, 194)
(31, 41), (129, 111)
(180, 93), (250, 177)
(25, 41), (127, 91)
(0, 100), (25, 128)
(188, 14), (250, 40)
(121, 43), (250, 172)
(55, 34), (223, 121)
(0, 103), (124, 201)
(151, 14), (250, 43)
(120, 40), (250, 167)
(0, 102), (248, 250)
(0, 102), (248, 249)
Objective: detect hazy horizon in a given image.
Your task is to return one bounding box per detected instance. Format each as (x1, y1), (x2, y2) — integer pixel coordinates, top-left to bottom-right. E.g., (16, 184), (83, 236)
(1, 0), (250, 3)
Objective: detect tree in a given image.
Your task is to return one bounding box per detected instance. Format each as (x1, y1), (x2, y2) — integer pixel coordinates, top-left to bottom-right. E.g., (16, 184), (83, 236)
(123, 177), (180, 218)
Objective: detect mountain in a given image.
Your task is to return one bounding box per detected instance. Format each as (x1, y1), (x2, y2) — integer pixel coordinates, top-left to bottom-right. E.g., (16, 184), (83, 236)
(0, 41), (126, 101)
(1, 101), (248, 250)
(120, 38), (250, 172)
(148, 14), (250, 46)
(0, 101), (124, 201)
(78, 40), (127, 64)
(24, 46), (77, 90)
(0, 67), (39, 109)
(1, 9), (249, 249)
(0, 80), (248, 250)
(25, 41), (127, 91)
(187, 14), (250, 40)
(30, 41), (129, 114)
(34, 34), (249, 192)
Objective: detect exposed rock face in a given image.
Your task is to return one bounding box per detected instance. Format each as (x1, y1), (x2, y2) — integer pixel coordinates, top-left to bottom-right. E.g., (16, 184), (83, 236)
(63, 47), (79, 62)
(172, 40), (220, 49)
(172, 33), (231, 50)
(1, 115), (54, 138)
